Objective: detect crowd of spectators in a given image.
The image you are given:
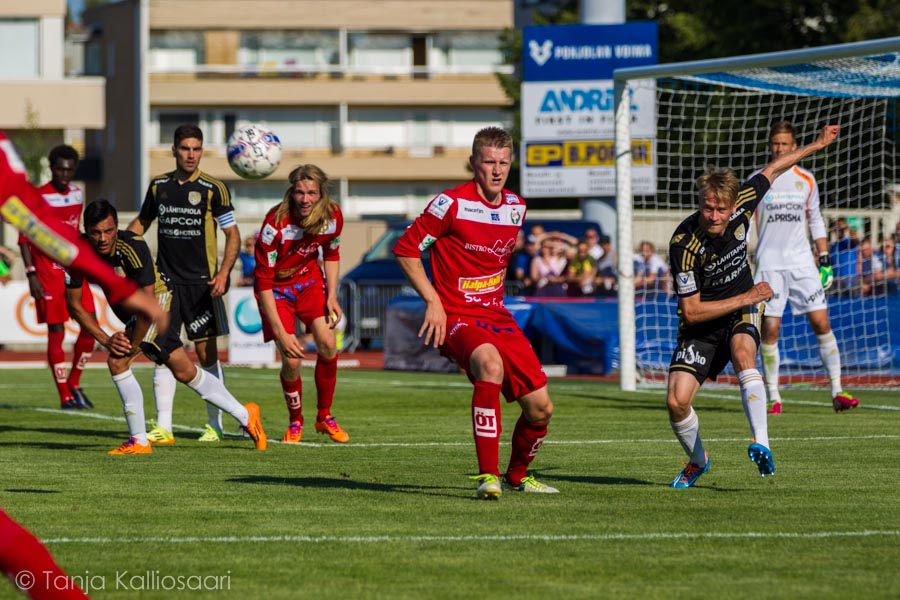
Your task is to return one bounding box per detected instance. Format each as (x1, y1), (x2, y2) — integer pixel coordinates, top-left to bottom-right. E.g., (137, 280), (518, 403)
(827, 218), (900, 296)
(506, 224), (628, 298)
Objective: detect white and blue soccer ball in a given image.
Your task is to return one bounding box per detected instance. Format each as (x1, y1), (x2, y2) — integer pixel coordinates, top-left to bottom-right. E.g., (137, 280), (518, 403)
(226, 124), (282, 180)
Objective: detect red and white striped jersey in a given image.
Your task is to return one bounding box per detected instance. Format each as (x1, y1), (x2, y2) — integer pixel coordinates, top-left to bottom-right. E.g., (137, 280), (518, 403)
(393, 180), (526, 319)
(253, 205), (343, 292)
(18, 181), (84, 274)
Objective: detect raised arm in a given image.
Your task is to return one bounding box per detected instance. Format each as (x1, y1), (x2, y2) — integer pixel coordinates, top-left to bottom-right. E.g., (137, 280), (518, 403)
(761, 125), (839, 185)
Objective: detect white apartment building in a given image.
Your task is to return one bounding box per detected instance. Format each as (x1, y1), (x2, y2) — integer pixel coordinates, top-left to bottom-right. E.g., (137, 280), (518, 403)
(82, 0), (514, 220)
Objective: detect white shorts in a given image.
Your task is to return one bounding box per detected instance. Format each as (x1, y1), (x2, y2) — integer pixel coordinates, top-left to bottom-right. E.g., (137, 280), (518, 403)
(755, 266), (827, 318)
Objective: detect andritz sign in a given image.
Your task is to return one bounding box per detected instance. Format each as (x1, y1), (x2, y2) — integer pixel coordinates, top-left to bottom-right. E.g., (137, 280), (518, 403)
(524, 22), (658, 82)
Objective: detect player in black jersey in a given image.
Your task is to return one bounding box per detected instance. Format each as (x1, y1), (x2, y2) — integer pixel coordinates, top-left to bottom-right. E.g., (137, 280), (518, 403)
(66, 200), (266, 455)
(666, 125), (839, 489)
(127, 124), (240, 444)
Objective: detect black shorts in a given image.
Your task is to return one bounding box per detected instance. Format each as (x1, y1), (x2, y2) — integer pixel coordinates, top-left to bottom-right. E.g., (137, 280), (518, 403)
(170, 283), (230, 342)
(669, 304), (763, 383)
(125, 289), (182, 365)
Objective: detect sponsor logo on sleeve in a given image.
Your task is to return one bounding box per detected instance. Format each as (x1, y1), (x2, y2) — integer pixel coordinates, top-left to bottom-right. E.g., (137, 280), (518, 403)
(282, 225), (305, 240)
(267, 250), (278, 267)
(676, 271), (697, 294)
(426, 194), (453, 220)
(504, 193), (521, 204)
(330, 236), (340, 250)
(418, 234), (437, 252)
(261, 224), (277, 245)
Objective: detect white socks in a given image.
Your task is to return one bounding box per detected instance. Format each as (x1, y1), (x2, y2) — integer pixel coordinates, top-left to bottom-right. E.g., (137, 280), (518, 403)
(760, 342), (781, 402)
(738, 368), (769, 448)
(670, 407), (707, 467)
(201, 361), (225, 432)
(817, 332), (843, 396)
(186, 368), (249, 427)
(153, 365), (176, 432)
(112, 369), (148, 445)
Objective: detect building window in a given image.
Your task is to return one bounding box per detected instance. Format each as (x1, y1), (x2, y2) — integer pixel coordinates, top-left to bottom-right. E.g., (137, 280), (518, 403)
(239, 30), (338, 71)
(348, 33), (410, 70)
(159, 113), (201, 146)
(149, 31), (204, 70)
(432, 32), (502, 70)
(0, 19), (39, 78)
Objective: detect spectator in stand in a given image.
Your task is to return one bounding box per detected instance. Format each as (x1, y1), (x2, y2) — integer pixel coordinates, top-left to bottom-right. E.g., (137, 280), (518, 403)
(530, 236), (568, 297)
(584, 227), (604, 261)
(892, 222), (900, 268)
(829, 218), (858, 293)
(634, 240), (670, 295)
(858, 237), (885, 296)
(880, 236), (898, 294)
(567, 239), (597, 296)
(513, 234), (538, 294)
(594, 234), (618, 296)
(238, 233), (257, 287)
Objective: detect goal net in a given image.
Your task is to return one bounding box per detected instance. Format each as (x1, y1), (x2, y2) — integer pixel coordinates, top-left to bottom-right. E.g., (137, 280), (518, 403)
(614, 38), (900, 391)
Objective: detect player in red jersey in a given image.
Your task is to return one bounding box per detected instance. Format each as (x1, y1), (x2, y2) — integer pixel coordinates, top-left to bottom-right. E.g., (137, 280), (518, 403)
(0, 507), (88, 599)
(18, 145), (98, 410)
(393, 126), (558, 499)
(0, 132), (166, 332)
(254, 164), (349, 444)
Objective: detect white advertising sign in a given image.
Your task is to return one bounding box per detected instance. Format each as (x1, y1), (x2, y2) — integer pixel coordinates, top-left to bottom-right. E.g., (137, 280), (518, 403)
(522, 79), (656, 140)
(227, 287), (275, 365)
(0, 282), (124, 344)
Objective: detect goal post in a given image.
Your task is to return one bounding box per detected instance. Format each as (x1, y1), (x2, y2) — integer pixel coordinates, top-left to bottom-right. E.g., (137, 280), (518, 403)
(614, 37), (900, 392)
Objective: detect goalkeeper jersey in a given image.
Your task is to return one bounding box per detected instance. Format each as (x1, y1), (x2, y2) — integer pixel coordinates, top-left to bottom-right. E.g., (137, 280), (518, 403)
(393, 180), (525, 319)
(752, 165), (826, 271)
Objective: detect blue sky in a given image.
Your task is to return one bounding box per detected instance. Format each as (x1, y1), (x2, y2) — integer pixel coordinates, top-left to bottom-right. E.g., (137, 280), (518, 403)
(68, 0), (85, 22)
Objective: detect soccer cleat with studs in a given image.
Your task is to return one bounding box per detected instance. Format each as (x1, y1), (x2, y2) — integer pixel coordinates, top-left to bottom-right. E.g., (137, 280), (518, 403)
(748, 442), (776, 477)
(503, 474), (559, 494)
(108, 437), (152, 455)
(671, 453), (710, 489)
(281, 422), (303, 444)
(242, 403), (267, 451)
(315, 416), (349, 443)
(146, 423), (175, 445)
(470, 474), (501, 500)
(832, 392), (859, 413)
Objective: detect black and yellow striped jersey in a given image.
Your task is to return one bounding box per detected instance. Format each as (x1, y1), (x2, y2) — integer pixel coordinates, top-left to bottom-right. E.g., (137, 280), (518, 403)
(668, 173), (770, 304)
(138, 169), (234, 285)
(67, 230), (169, 323)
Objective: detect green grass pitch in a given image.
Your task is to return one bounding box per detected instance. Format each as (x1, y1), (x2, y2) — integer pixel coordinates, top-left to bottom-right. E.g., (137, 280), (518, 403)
(1, 366), (899, 598)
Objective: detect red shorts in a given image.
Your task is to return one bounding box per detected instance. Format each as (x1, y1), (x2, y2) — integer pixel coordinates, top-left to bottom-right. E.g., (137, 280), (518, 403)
(441, 314), (547, 403)
(258, 280), (328, 342)
(35, 275), (95, 325)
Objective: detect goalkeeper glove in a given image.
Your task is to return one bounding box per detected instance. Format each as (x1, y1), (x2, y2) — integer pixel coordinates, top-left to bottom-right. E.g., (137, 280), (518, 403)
(819, 253), (834, 290)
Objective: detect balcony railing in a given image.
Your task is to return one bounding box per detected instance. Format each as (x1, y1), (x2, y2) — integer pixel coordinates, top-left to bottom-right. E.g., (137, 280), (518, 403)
(148, 63), (514, 78)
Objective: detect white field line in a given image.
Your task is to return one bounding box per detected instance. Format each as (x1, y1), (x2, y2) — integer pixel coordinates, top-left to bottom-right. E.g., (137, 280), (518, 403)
(5, 404), (899, 448)
(42, 529), (900, 545)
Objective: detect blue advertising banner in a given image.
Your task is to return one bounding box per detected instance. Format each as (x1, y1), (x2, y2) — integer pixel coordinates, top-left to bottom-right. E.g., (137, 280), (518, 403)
(523, 22), (658, 82)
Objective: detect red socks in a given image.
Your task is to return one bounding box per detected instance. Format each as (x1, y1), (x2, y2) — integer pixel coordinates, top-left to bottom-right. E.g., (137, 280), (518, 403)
(472, 380), (502, 476)
(66, 332), (94, 390)
(505, 414), (548, 486)
(280, 376), (303, 424)
(315, 354), (337, 421)
(47, 329), (70, 403)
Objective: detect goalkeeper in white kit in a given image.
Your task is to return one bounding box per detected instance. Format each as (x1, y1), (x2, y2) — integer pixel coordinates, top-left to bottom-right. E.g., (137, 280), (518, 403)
(752, 121), (859, 414)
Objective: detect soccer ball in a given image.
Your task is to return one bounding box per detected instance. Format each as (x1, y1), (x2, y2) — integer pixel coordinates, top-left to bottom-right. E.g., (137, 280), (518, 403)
(226, 124), (282, 180)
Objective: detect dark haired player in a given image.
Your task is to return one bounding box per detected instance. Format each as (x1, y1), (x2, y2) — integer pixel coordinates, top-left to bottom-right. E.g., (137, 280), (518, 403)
(128, 124), (240, 444)
(67, 200), (266, 455)
(18, 144), (97, 410)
